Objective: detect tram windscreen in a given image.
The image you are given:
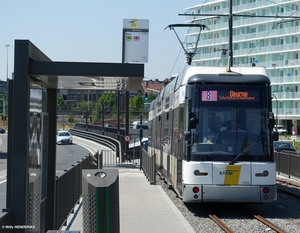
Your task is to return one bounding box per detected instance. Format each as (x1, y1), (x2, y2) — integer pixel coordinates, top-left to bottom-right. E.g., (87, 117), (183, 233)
(188, 85), (271, 162)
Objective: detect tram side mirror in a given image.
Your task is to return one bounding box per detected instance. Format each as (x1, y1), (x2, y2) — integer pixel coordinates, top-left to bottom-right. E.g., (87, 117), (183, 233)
(268, 112), (275, 129)
(183, 131), (191, 141)
(189, 112), (199, 129)
(272, 131), (279, 141)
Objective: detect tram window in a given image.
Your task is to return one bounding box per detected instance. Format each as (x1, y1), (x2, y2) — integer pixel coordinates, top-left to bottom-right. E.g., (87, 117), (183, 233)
(219, 132), (247, 144)
(189, 112), (199, 129)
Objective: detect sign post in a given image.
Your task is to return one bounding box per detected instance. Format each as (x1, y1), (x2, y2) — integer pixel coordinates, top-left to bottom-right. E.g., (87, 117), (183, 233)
(291, 130), (297, 147)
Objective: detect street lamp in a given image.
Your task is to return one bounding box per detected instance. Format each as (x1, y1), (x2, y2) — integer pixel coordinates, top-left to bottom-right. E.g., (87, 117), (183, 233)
(5, 44), (9, 81)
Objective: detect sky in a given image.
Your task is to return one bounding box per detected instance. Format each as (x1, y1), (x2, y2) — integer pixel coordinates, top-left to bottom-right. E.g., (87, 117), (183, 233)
(0, 0), (205, 82)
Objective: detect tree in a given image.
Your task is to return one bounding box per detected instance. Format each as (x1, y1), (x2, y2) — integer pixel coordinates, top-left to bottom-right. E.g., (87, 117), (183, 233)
(72, 101), (92, 116)
(130, 94), (144, 112)
(69, 114), (75, 123)
(57, 95), (65, 110)
(148, 92), (156, 102)
(94, 92), (116, 121)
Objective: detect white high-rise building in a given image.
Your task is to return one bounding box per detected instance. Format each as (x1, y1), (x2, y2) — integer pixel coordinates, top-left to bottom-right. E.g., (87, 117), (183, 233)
(184, 0), (300, 133)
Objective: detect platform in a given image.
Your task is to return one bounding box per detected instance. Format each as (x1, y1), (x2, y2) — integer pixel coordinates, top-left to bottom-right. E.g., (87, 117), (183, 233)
(61, 168), (195, 233)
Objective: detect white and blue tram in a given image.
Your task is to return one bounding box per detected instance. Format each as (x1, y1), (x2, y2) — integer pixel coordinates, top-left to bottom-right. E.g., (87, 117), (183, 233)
(148, 65), (278, 203)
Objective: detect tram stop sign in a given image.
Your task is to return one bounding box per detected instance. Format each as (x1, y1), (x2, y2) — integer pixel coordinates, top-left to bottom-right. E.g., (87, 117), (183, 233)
(124, 135), (131, 142)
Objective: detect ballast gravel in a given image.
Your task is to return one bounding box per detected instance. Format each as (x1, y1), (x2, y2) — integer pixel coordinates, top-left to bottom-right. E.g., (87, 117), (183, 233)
(156, 174), (300, 233)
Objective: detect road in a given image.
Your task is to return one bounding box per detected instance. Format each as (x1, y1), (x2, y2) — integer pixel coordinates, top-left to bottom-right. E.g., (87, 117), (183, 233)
(0, 134), (110, 218)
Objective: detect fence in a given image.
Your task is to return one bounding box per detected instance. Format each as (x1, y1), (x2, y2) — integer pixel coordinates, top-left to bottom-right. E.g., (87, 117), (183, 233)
(0, 155), (96, 232)
(70, 128), (140, 168)
(274, 151), (300, 178)
(72, 123), (148, 156)
(0, 125), (155, 231)
(141, 148), (156, 185)
(55, 155), (97, 229)
(69, 128), (121, 157)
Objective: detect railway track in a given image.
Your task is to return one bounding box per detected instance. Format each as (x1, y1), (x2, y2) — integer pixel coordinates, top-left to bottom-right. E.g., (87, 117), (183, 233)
(243, 208), (286, 233)
(157, 174), (300, 232)
(199, 204), (287, 233)
(199, 205), (234, 233)
(277, 177), (300, 189)
(277, 177), (300, 198)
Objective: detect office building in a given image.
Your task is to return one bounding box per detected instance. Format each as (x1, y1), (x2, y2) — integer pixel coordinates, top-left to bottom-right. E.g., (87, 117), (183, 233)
(185, 0), (300, 133)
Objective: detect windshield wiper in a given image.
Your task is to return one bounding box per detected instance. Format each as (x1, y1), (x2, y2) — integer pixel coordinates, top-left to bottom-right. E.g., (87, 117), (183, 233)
(229, 134), (265, 165)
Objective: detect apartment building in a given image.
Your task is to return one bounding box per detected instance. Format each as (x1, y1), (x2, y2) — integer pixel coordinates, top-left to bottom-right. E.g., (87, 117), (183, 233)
(184, 0), (300, 133)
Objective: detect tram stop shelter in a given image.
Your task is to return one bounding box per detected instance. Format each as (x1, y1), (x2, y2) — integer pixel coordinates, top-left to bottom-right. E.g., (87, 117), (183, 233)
(6, 40), (144, 232)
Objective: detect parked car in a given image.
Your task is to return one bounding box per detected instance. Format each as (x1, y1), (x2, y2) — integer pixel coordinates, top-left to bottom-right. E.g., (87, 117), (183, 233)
(56, 130), (73, 145)
(273, 141), (296, 152)
(273, 125), (287, 135)
(0, 127), (5, 134)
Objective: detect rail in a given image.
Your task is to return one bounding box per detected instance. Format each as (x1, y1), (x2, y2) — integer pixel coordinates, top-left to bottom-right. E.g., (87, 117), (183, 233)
(72, 123), (148, 153)
(70, 128), (156, 183)
(69, 128), (123, 161)
(71, 128), (145, 169)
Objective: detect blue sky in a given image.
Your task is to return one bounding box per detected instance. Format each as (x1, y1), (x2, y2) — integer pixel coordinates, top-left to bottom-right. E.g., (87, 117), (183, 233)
(0, 1), (204, 82)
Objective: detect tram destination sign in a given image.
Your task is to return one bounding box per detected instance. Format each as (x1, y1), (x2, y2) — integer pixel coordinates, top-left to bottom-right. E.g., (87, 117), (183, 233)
(201, 90), (259, 102)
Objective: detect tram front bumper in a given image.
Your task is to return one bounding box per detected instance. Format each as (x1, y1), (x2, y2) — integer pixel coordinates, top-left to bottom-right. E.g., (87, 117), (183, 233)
(182, 184), (277, 203)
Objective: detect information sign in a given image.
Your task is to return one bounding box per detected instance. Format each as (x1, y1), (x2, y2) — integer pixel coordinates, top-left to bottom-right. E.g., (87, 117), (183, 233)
(123, 19), (149, 63)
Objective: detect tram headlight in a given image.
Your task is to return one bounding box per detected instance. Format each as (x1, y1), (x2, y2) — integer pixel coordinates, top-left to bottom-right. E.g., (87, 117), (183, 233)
(262, 170), (269, 176)
(194, 170), (201, 175)
(255, 170), (269, 177)
(194, 170), (208, 176)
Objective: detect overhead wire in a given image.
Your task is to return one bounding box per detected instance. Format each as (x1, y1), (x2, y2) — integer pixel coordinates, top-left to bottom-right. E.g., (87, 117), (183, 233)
(166, 0), (210, 79)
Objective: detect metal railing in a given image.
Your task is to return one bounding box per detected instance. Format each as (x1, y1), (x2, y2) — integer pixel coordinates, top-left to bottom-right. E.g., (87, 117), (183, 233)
(72, 122), (148, 153)
(70, 128), (139, 167)
(275, 151), (300, 178)
(141, 148), (156, 185)
(90, 149), (139, 168)
(0, 155), (97, 232)
(69, 128), (121, 155)
(70, 128), (156, 183)
(55, 155), (97, 229)
(0, 212), (11, 233)
(0, 128), (155, 231)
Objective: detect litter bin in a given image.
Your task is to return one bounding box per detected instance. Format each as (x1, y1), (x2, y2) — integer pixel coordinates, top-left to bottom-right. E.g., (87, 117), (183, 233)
(82, 169), (119, 233)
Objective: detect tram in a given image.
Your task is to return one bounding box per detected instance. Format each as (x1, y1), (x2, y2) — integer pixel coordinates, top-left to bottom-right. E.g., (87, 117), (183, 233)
(148, 65), (279, 203)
